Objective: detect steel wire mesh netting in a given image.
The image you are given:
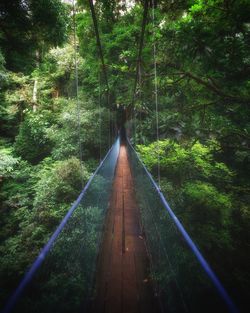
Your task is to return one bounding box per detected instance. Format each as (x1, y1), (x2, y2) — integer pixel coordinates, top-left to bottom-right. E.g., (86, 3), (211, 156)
(9, 138), (120, 313)
(127, 142), (231, 313)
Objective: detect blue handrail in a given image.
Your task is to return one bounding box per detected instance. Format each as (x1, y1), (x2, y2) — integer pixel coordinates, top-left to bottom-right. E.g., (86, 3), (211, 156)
(2, 138), (120, 313)
(127, 138), (238, 313)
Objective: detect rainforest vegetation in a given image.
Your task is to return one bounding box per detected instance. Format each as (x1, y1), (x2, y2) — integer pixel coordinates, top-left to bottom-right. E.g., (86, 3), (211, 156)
(0, 0), (249, 311)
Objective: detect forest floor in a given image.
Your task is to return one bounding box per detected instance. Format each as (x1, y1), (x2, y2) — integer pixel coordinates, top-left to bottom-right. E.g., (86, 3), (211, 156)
(91, 143), (160, 313)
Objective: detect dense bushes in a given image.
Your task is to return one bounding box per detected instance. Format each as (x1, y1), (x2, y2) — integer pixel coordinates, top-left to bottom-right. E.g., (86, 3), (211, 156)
(0, 155), (91, 304)
(137, 139), (236, 245)
(33, 157), (88, 226)
(137, 139), (233, 185)
(14, 111), (54, 163)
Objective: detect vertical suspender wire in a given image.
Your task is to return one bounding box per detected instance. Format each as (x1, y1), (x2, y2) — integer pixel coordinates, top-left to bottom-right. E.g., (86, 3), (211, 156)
(73, 0), (84, 188)
(107, 85), (110, 149)
(99, 69), (102, 162)
(130, 0), (149, 144)
(139, 61), (142, 144)
(134, 107), (136, 145)
(88, 0), (110, 150)
(152, 0), (160, 187)
(109, 107), (111, 148)
(114, 109), (117, 138)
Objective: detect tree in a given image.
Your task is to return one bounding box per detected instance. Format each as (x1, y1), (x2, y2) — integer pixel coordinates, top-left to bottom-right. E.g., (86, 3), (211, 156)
(0, 0), (69, 72)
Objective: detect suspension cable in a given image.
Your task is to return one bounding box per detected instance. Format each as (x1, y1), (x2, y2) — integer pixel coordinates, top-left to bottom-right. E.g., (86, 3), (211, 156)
(73, 0), (84, 187)
(152, 0), (160, 186)
(130, 0), (149, 113)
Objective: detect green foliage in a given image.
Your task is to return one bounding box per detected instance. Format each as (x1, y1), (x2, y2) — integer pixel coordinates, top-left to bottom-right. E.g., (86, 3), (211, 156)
(14, 111), (54, 163)
(0, 0), (249, 309)
(137, 139), (233, 186)
(32, 44), (79, 100)
(33, 157), (89, 228)
(183, 181), (232, 247)
(0, 145), (19, 177)
(0, 0), (69, 72)
(0, 72), (30, 137)
(76, 4), (146, 108)
(137, 136), (249, 305)
(0, 157), (90, 303)
(0, 159), (37, 241)
(48, 99), (110, 160)
(0, 50), (5, 72)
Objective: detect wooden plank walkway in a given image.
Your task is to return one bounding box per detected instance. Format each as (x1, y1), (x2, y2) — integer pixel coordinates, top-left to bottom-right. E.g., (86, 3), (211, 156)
(91, 143), (159, 313)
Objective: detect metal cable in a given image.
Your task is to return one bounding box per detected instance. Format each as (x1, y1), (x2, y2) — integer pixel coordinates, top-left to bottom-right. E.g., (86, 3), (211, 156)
(2, 138), (120, 313)
(139, 61), (142, 144)
(127, 139), (239, 313)
(152, 0), (160, 187)
(99, 69), (102, 161)
(130, 0), (149, 114)
(73, 0), (84, 187)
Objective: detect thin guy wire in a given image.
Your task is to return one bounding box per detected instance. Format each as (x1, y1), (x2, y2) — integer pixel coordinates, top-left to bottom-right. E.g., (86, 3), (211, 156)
(73, 0), (84, 188)
(152, 0), (160, 187)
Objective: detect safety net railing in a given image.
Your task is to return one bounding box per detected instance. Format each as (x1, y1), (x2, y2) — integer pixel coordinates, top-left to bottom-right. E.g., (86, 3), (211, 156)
(126, 139), (238, 313)
(2, 137), (120, 313)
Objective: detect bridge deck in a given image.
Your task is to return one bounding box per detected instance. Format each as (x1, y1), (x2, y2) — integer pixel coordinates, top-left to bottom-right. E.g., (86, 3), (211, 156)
(92, 143), (159, 313)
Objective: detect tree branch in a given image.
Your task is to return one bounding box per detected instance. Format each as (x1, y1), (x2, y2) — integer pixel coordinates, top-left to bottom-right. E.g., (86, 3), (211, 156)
(165, 62), (250, 104)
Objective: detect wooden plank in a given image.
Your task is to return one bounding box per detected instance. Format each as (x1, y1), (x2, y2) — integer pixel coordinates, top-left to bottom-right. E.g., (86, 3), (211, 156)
(91, 144), (160, 313)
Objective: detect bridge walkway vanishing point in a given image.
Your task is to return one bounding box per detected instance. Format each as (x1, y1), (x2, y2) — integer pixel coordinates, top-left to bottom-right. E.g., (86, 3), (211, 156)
(91, 143), (160, 313)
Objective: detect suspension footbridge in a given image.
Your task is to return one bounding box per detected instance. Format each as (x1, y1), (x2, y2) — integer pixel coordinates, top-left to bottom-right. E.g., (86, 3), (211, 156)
(1, 134), (238, 313)
(1, 0), (240, 312)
